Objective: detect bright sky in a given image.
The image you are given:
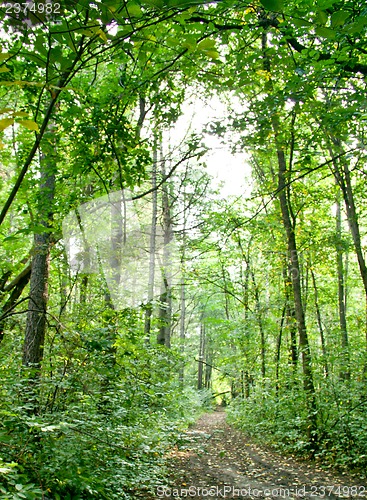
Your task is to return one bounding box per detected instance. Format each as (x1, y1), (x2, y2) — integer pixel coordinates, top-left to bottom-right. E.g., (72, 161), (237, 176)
(169, 95), (252, 198)
(63, 95), (253, 306)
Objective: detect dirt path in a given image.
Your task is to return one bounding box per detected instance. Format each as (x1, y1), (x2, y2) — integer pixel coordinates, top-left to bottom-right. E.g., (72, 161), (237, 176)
(152, 409), (366, 499)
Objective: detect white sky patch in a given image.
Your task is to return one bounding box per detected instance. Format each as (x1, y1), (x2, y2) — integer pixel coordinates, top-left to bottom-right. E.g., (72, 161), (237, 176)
(167, 95), (252, 198)
(62, 93), (252, 306)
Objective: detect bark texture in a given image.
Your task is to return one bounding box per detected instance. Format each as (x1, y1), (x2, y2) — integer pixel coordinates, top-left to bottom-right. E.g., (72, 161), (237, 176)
(23, 155), (55, 369)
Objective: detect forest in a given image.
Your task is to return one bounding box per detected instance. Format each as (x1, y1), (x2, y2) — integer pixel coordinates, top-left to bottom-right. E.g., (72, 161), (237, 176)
(0, 0), (367, 498)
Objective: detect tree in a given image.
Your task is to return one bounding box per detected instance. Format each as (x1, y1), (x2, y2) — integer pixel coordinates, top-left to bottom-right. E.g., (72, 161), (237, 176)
(2, 2), (367, 496)
(22, 132), (56, 376)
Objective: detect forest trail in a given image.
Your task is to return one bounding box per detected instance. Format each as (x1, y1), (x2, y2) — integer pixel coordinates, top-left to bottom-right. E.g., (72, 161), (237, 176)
(147, 409), (366, 499)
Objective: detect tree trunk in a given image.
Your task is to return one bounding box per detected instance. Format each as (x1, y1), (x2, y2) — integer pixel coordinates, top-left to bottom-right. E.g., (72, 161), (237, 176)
(310, 268), (329, 378)
(239, 238), (255, 392)
(144, 144), (158, 342)
(75, 206), (92, 306)
(276, 142), (318, 444)
(22, 152), (55, 373)
(179, 194), (187, 384)
(335, 188), (350, 380)
(261, 30), (317, 447)
(267, 103), (318, 450)
(157, 152), (173, 348)
(276, 142), (318, 448)
(329, 139), (367, 296)
(327, 137), (367, 370)
(197, 323), (205, 390)
(275, 305), (286, 396)
(221, 260), (230, 320)
(283, 264), (298, 370)
(251, 269), (266, 378)
(205, 346), (212, 389)
(109, 190), (125, 295)
(179, 268), (186, 384)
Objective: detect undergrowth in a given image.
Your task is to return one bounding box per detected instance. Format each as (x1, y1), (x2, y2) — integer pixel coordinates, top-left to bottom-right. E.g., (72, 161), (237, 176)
(226, 380), (367, 477)
(0, 333), (208, 500)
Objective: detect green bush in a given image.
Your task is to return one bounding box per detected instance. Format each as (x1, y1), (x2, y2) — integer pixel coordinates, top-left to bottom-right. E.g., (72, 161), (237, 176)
(227, 379), (367, 474)
(0, 340), (206, 499)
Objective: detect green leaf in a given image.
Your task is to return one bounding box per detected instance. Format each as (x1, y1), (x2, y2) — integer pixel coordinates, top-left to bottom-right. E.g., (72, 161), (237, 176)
(260, 0), (284, 11)
(293, 18), (313, 28)
(126, 2), (143, 17)
(167, 0), (205, 5)
(34, 36), (48, 56)
(98, 30), (108, 42)
(166, 36), (180, 47)
(0, 67), (10, 73)
(141, 0), (164, 8)
(206, 50), (220, 59)
(64, 33), (78, 52)
(0, 80), (44, 88)
(17, 225), (52, 235)
(315, 26), (336, 39)
(205, 50), (220, 59)
(197, 39), (216, 50)
(102, 0), (121, 6)
(197, 38), (220, 59)
(182, 35), (198, 51)
(0, 53), (11, 61)
(0, 117), (14, 131)
(41, 424), (60, 432)
(316, 10), (328, 25)
(49, 46), (63, 63)
(343, 16), (367, 34)
(317, 0), (337, 8)
(331, 10), (350, 27)
(80, 20), (102, 37)
(21, 52), (47, 67)
(18, 119), (39, 132)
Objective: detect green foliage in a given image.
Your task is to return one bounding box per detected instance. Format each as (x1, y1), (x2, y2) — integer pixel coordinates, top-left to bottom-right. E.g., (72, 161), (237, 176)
(227, 383), (311, 452)
(0, 459), (42, 500)
(1, 0), (367, 493)
(0, 331), (205, 498)
(227, 380), (367, 472)
(261, 0), (284, 11)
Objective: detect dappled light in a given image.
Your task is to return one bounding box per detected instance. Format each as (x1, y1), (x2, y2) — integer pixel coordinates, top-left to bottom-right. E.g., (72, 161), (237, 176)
(0, 0), (367, 498)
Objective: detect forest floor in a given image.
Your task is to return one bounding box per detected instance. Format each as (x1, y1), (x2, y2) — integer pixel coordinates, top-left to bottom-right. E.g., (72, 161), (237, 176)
(141, 408), (366, 499)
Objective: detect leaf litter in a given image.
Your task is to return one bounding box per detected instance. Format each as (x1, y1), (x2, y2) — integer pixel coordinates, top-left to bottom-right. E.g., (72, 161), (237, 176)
(139, 408), (366, 499)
